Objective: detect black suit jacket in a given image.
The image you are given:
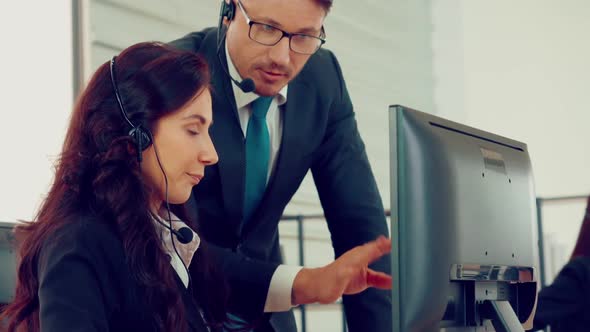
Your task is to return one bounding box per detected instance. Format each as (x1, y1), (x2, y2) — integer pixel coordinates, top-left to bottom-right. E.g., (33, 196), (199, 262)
(531, 257), (590, 332)
(36, 215), (209, 332)
(170, 28), (391, 332)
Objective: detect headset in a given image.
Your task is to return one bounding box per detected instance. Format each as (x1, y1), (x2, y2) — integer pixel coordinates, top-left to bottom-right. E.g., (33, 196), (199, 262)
(216, 0), (256, 93)
(109, 57), (152, 162)
(109, 56), (194, 286)
(219, 0), (236, 23)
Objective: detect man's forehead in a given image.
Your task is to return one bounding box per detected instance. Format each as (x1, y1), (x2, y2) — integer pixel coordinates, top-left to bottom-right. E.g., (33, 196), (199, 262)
(243, 0), (325, 31)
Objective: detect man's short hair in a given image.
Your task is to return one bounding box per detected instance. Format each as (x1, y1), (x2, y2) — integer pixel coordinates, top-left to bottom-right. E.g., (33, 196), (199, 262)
(316, 0), (333, 14)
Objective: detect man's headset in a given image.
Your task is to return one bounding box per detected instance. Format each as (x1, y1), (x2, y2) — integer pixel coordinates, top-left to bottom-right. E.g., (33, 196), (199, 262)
(108, 56), (194, 250)
(216, 0), (256, 93)
(219, 0), (236, 22)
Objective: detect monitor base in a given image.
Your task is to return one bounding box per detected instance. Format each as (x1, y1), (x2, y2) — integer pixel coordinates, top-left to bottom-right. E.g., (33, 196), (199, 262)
(481, 300), (524, 332)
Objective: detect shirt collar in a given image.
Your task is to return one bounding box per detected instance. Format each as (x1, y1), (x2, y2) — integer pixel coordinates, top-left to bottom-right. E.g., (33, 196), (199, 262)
(152, 207), (200, 267)
(225, 40), (288, 109)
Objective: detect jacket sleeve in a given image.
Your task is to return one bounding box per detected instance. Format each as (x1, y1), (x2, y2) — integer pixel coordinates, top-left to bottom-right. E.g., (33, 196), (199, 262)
(37, 225), (110, 332)
(532, 258), (590, 331)
(310, 50), (392, 332)
(203, 243), (280, 317)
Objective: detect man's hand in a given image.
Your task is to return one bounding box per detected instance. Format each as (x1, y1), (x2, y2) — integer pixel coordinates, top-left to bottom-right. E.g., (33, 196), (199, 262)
(292, 236), (392, 305)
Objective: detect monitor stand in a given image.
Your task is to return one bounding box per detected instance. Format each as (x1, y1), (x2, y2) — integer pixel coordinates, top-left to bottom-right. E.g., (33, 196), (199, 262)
(480, 300), (524, 332)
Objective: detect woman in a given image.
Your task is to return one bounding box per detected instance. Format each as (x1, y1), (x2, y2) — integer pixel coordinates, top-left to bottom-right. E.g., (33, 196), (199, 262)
(532, 197), (590, 331)
(1, 42), (223, 331)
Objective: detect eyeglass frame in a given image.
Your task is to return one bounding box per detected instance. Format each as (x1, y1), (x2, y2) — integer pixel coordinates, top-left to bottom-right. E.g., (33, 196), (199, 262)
(235, 0), (326, 55)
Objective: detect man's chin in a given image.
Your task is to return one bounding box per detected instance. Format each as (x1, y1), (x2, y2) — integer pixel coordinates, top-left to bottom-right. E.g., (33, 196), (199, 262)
(254, 82), (286, 97)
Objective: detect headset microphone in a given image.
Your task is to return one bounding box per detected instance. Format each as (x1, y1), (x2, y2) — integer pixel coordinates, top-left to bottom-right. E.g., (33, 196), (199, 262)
(175, 227), (194, 244)
(238, 78), (256, 93)
(217, 0), (257, 93)
(221, 65), (256, 93)
(153, 217), (194, 244)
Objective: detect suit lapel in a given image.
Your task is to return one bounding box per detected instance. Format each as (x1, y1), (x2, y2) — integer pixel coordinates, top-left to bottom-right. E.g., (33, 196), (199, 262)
(172, 275), (209, 332)
(203, 33), (246, 231)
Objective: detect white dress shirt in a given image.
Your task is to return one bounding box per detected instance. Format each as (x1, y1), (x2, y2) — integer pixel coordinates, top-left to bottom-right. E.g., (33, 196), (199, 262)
(226, 43), (303, 312)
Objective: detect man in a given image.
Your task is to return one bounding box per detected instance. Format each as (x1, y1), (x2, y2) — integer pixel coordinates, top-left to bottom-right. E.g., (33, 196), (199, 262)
(171, 0), (391, 331)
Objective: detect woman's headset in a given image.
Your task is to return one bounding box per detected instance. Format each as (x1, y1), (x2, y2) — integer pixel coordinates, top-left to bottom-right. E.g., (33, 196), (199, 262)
(109, 56), (152, 162)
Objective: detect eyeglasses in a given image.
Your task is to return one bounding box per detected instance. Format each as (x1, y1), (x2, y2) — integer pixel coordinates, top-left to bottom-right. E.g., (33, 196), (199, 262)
(236, 0), (326, 55)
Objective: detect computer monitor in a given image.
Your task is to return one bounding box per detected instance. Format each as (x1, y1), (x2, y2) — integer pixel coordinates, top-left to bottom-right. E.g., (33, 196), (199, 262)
(389, 105), (538, 331)
(0, 222), (16, 305)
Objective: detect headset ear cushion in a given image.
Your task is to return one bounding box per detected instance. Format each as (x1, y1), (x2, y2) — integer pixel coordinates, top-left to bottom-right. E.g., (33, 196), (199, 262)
(129, 127), (152, 151)
(221, 0), (235, 21)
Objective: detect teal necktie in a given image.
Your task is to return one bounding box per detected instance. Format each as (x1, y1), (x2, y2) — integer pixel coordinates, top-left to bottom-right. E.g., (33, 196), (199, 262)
(243, 96), (273, 225)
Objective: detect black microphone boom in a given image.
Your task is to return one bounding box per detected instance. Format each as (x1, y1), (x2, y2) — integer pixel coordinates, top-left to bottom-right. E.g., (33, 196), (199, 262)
(217, 51), (256, 93)
(216, 20), (256, 93)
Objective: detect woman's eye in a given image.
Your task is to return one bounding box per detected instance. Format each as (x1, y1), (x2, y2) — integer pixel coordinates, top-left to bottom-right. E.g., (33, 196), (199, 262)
(187, 129), (199, 136)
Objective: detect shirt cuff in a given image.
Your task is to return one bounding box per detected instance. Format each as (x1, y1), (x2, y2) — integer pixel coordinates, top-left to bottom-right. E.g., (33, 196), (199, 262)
(263, 265), (303, 312)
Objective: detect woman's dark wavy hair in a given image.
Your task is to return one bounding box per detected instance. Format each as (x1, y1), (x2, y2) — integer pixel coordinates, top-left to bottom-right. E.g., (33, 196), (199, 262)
(0, 42), (227, 331)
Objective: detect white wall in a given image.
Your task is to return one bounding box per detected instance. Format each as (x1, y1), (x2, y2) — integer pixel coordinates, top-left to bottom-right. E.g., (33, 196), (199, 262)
(432, 0), (590, 280)
(0, 2), (73, 223)
(433, 0), (590, 196)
